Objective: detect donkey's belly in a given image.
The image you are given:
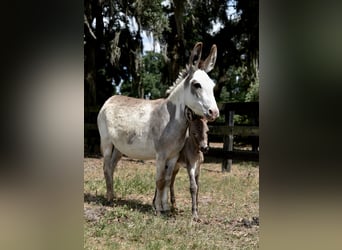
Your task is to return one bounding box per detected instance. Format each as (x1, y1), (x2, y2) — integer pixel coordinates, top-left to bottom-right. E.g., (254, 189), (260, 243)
(111, 133), (156, 160)
(116, 143), (156, 160)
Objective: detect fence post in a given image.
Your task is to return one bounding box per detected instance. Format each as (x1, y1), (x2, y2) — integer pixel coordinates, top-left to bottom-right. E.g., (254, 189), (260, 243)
(222, 110), (234, 172)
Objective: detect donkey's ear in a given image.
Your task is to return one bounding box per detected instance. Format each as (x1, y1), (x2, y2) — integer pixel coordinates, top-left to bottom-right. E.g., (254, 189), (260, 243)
(189, 42), (203, 69)
(201, 44), (217, 73)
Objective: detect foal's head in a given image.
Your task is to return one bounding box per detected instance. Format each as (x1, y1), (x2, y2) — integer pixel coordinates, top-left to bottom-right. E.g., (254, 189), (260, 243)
(186, 110), (209, 153)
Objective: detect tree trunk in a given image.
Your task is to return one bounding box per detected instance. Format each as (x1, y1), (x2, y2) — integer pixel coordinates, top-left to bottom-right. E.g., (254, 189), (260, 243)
(214, 72), (229, 100)
(85, 42), (97, 108)
(169, 0), (186, 84)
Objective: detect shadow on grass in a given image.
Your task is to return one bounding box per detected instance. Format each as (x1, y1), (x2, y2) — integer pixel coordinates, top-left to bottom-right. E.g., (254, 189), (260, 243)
(84, 193), (153, 214)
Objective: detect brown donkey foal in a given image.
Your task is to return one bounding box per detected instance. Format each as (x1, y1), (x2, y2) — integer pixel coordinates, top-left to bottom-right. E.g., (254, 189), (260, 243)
(170, 109), (209, 221)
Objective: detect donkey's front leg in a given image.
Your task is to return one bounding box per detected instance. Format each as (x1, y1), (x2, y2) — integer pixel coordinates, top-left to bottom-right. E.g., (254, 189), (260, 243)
(154, 157), (167, 214)
(161, 157), (179, 212)
(170, 163), (180, 212)
(154, 156), (178, 214)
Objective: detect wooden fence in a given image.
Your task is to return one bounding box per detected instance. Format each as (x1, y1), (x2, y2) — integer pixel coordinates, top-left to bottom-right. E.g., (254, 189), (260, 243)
(206, 102), (259, 172)
(84, 105), (101, 155)
(84, 102), (259, 172)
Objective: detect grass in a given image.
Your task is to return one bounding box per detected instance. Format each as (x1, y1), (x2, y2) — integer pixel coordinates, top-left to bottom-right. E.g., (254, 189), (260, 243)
(84, 157), (259, 249)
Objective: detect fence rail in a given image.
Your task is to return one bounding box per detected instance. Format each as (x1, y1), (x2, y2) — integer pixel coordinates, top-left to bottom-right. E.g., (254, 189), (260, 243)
(208, 125), (259, 137)
(206, 102), (259, 172)
(208, 148), (259, 161)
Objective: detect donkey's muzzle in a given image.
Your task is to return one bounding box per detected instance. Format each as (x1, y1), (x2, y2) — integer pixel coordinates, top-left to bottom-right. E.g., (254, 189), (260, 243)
(200, 146), (210, 154)
(207, 108), (220, 121)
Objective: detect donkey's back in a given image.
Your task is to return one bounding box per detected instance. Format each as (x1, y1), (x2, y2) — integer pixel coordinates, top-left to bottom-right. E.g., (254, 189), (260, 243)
(97, 95), (165, 160)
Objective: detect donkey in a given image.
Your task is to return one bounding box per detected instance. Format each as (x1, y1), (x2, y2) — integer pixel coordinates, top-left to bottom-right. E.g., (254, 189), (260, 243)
(169, 109), (209, 221)
(97, 42), (219, 215)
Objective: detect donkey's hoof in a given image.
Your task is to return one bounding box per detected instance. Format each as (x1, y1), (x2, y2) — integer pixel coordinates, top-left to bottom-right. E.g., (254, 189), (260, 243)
(171, 206), (179, 214)
(103, 200), (114, 207)
(155, 209), (172, 217)
(162, 210), (172, 216)
(192, 215), (201, 223)
(171, 203), (177, 211)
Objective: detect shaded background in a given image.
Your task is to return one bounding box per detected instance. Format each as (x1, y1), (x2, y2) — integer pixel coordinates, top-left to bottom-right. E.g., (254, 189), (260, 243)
(84, 0), (259, 155)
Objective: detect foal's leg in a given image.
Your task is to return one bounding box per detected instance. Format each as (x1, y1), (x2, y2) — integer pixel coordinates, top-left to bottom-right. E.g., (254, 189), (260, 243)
(170, 163), (180, 211)
(187, 163), (199, 220)
(195, 164), (201, 213)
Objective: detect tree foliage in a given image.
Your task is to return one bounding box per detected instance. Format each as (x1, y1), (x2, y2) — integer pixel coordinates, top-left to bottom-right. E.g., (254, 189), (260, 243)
(141, 51), (167, 99)
(84, 0), (259, 105)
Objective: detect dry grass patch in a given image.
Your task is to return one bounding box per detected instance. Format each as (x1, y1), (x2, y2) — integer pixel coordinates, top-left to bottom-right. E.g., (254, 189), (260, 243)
(84, 157), (259, 249)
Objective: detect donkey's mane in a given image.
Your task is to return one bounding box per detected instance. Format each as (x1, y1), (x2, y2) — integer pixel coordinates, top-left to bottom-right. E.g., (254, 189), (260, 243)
(165, 65), (191, 97)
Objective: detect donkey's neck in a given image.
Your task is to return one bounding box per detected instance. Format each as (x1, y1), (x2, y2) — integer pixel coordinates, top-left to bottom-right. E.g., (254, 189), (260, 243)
(166, 83), (186, 122)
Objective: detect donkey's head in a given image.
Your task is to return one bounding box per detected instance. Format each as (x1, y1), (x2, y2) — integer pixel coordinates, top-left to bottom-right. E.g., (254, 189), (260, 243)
(186, 109), (210, 153)
(184, 42), (220, 122)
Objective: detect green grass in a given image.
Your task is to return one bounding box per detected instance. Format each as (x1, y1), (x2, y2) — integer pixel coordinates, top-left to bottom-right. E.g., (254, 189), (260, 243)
(84, 158), (259, 249)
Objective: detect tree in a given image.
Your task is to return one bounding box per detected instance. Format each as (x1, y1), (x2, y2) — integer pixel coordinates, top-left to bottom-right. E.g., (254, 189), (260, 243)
(84, 0), (170, 154)
(159, 0), (258, 102)
(84, 0), (259, 153)
(84, 0), (258, 104)
(141, 51), (167, 99)
(84, 0), (169, 104)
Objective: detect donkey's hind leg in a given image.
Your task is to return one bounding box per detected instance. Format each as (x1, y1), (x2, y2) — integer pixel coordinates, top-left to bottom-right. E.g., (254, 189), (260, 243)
(101, 140), (114, 202)
(109, 148), (122, 198)
(102, 140), (122, 202)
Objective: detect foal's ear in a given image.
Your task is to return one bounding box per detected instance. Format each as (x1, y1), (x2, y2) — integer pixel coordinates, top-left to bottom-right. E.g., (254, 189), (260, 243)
(201, 44), (217, 73)
(189, 42), (203, 69)
(185, 107), (194, 121)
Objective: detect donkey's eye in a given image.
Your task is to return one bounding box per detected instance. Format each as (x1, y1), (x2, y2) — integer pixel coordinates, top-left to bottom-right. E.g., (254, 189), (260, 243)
(193, 82), (202, 89)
